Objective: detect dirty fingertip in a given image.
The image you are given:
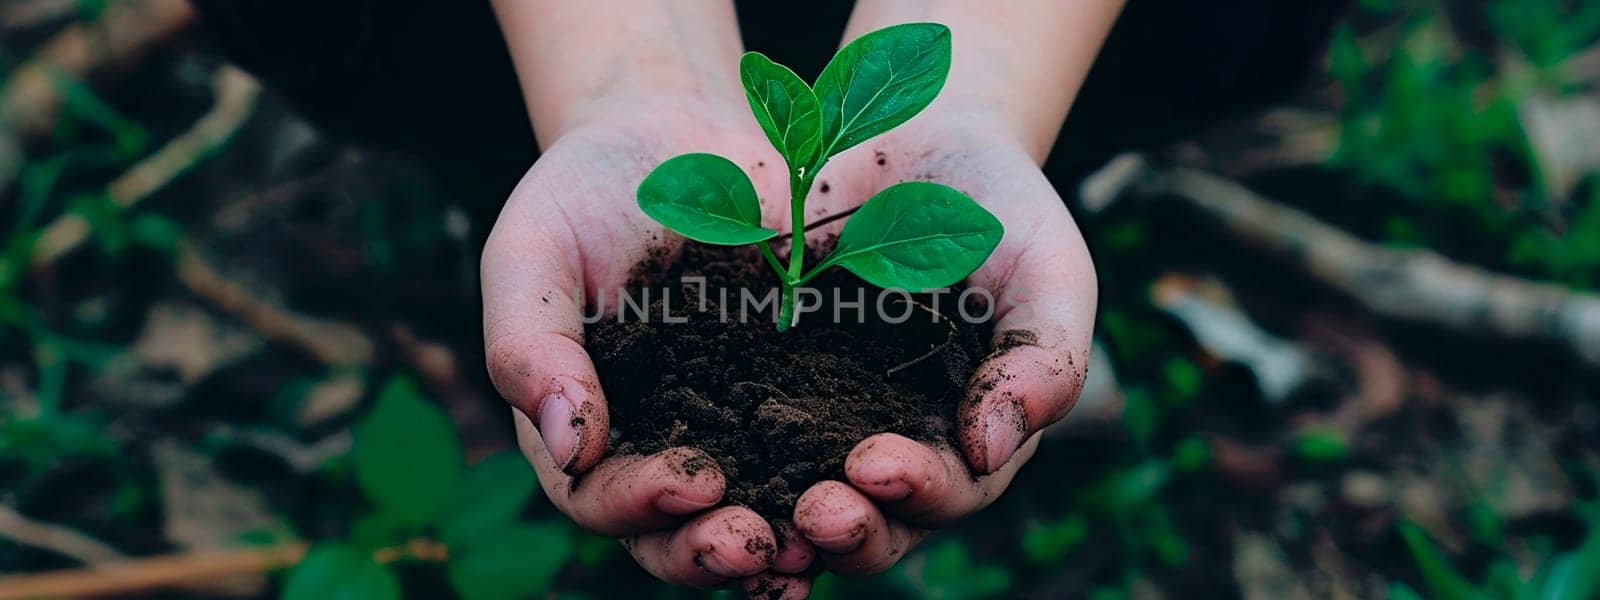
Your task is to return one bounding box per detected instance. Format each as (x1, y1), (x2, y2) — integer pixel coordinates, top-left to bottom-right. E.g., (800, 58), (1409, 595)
(743, 574), (813, 600)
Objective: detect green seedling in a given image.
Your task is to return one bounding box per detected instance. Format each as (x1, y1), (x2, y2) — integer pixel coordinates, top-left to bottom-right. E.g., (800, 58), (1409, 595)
(636, 23), (1004, 330)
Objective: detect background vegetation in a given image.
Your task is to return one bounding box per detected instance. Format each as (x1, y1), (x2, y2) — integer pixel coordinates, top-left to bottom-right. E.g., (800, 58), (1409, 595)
(2, 0), (1598, 598)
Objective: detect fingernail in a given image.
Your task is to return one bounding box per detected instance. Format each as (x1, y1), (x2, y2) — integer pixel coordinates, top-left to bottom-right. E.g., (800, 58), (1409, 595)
(867, 478), (913, 502)
(983, 400), (1026, 473)
(806, 526), (866, 554)
(538, 392), (579, 470)
(696, 549), (743, 578)
(654, 489), (718, 514)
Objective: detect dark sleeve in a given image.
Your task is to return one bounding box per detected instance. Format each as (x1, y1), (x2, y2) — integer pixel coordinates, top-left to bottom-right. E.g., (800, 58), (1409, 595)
(187, 0), (536, 194)
(1050, 0), (1353, 176)
(186, 0), (1349, 194)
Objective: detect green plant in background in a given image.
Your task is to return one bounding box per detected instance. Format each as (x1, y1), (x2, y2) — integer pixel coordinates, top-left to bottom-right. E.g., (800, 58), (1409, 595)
(1328, 0), (1600, 289)
(1328, 14), (1526, 216)
(281, 377), (571, 600)
(1394, 506), (1600, 600)
(1487, 0), (1600, 70)
(636, 23), (1004, 330)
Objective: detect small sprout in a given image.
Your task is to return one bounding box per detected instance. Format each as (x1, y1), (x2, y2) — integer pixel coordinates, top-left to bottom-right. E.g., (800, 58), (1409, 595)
(636, 23), (1004, 330)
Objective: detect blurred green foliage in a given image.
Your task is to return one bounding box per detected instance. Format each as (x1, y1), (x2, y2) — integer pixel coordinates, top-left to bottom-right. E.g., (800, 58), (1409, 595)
(1330, 0), (1600, 289)
(282, 377), (570, 600)
(1396, 504), (1600, 600)
(4, 0), (1599, 597)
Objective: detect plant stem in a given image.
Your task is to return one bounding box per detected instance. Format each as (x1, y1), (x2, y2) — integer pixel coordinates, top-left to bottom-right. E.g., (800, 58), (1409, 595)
(777, 161), (823, 330)
(786, 167), (811, 281)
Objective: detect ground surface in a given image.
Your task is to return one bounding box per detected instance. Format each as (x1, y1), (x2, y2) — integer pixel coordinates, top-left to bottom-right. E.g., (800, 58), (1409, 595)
(1, 1), (1598, 598)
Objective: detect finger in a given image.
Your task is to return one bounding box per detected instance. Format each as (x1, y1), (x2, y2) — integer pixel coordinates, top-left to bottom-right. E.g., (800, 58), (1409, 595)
(963, 208), (1097, 474)
(483, 203), (610, 474)
(844, 433), (1039, 526)
(743, 573), (813, 600)
(793, 481), (926, 576)
(770, 520), (816, 574)
(622, 506), (776, 588)
(514, 411), (724, 536)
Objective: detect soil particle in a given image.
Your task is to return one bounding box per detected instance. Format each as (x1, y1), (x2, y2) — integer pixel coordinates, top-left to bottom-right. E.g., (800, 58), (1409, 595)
(748, 578), (789, 600)
(819, 181), (830, 194)
(590, 243), (993, 518)
(994, 329), (1039, 353)
(745, 536), (777, 560)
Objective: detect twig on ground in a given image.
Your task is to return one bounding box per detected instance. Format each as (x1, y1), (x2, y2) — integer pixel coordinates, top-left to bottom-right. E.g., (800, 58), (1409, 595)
(174, 241), (374, 367)
(0, 0), (77, 29)
(0, 503), (124, 566)
(1086, 154), (1600, 369)
(30, 66), (261, 267)
(886, 296), (958, 377)
(0, 537), (448, 600)
(210, 425), (353, 474)
(0, 543), (307, 600)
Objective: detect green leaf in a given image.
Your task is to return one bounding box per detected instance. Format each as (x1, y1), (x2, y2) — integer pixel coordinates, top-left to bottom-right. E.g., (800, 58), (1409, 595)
(352, 377), (462, 529)
(1388, 583), (1427, 600)
(740, 52), (823, 169)
(439, 451), (540, 547)
(814, 23), (951, 157)
(816, 181), (1001, 290)
(130, 214), (182, 251)
(349, 510), (404, 549)
(447, 521), (574, 600)
(1022, 514), (1087, 566)
(637, 153), (777, 245)
(1399, 521), (1484, 600)
(1541, 511), (1600, 600)
(1290, 428), (1349, 464)
(281, 544), (399, 600)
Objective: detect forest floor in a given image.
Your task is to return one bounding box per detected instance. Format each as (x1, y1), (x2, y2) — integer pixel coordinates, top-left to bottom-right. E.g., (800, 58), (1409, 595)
(2, 1), (1599, 598)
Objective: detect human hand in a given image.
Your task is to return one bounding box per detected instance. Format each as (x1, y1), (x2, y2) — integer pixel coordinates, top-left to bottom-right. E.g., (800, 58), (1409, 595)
(784, 113), (1098, 578)
(482, 98), (816, 589)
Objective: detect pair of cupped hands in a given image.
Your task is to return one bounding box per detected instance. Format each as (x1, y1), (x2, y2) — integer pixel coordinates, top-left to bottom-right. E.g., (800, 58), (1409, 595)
(480, 91), (1097, 597)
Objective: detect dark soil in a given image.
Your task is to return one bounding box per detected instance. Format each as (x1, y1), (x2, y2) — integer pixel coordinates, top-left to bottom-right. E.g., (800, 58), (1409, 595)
(587, 243), (996, 519)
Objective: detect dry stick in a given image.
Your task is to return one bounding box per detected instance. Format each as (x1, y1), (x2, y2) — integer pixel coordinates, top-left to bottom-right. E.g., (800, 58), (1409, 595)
(886, 296), (959, 377)
(0, 543), (308, 600)
(0, 503), (124, 567)
(0, 0), (78, 29)
(0, 538), (449, 600)
(1087, 155), (1600, 369)
(22, 65), (374, 367)
(30, 66), (261, 267)
(174, 241), (374, 366)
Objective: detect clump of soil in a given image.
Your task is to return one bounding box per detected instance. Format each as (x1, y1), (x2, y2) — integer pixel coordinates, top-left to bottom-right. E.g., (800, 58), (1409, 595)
(587, 243), (994, 519)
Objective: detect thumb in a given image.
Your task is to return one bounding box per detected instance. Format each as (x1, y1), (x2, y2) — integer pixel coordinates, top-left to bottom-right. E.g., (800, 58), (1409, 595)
(960, 218), (1096, 474)
(482, 210), (609, 474)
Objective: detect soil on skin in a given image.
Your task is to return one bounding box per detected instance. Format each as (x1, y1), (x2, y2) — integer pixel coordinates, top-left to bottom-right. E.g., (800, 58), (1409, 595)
(587, 242), (997, 519)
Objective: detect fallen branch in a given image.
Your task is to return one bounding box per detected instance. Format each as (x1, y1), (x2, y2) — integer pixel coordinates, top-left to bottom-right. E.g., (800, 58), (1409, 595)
(0, 0), (76, 30)
(0, 538), (447, 599)
(0, 503), (124, 566)
(174, 241), (374, 367)
(1087, 155), (1600, 369)
(0, 543), (307, 600)
(30, 66), (261, 267)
